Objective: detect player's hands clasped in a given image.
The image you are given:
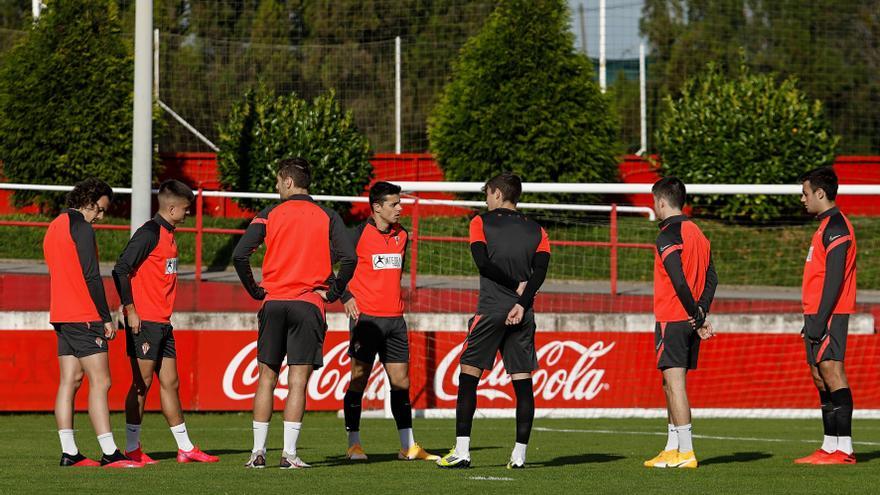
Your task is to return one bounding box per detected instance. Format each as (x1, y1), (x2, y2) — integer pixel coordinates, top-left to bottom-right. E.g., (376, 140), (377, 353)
(697, 321), (715, 340)
(344, 298), (360, 320)
(103, 321), (117, 340)
(506, 303), (525, 326)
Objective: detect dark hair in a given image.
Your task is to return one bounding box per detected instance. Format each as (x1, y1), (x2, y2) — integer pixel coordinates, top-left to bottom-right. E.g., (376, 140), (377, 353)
(369, 181), (401, 208)
(482, 172), (522, 204)
(799, 166), (838, 200)
(652, 176), (687, 209)
(158, 179), (194, 203)
(278, 157), (311, 189)
(67, 177), (113, 209)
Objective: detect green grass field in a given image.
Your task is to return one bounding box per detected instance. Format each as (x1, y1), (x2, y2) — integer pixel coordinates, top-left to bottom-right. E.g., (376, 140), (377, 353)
(3, 413), (880, 494)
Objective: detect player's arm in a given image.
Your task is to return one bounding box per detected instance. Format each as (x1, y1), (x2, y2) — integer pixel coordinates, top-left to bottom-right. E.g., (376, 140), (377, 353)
(517, 227), (551, 310)
(657, 231), (699, 323)
(805, 224), (851, 341)
(326, 210), (357, 303)
(112, 223), (159, 333)
(232, 209), (269, 301)
(70, 218), (113, 324)
(468, 216), (520, 291)
(338, 223), (366, 305)
(696, 254), (718, 319)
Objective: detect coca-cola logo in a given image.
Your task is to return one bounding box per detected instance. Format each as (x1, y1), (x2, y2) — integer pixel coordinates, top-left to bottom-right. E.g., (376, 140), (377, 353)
(434, 340), (615, 403)
(223, 341), (387, 402)
(223, 339), (615, 405)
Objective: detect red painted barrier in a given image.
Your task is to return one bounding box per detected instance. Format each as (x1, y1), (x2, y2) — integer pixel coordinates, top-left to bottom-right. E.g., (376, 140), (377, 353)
(3, 328), (880, 412)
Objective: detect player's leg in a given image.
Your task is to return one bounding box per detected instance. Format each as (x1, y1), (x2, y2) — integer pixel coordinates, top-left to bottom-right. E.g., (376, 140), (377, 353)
(808, 315), (854, 464)
(56, 350), (95, 466)
(278, 301), (325, 469)
(438, 313), (504, 468)
(80, 349), (140, 467)
(344, 315), (379, 459)
(499, 310), (538, 469)
(645, 322), (679, 468)
(123, 357), (156, 462)
(247, 302), (286, 468)
(157, 335), (219, 463)
(655, 320), (698, 468)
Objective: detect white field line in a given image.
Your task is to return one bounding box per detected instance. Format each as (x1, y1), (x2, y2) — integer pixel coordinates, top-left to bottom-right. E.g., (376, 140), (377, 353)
(533, 426), (880, 446)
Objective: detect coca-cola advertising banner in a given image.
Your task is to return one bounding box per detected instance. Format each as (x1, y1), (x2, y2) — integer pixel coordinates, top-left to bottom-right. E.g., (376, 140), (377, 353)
(4, 329), (880, 411)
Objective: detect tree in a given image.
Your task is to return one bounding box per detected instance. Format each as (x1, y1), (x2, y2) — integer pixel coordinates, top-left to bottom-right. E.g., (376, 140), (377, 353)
(216, 86), (373, 214)
(657, 62), (839, 220)
(429, 0), (619, 196)
(0, 0), (161, 210)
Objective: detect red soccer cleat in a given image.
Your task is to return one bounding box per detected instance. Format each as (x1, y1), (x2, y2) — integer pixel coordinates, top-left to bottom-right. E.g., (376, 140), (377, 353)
(794, 449), (834, 464)
(125, 446), (159, 465)
(177, 446), (219, 463)
(60, 452), (100, 467)
(812, 450), (857, 465)
(101, 450), (144, 468)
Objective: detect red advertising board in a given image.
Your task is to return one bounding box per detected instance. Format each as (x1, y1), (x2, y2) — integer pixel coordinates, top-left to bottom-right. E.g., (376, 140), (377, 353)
(3, 329), (880, 412)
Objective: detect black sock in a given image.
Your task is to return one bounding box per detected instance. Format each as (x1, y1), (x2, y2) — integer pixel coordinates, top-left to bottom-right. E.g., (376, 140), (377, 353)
(455, 373), (479, 437)
(390, 389), (413, 431)
(819, 389), (836, 437)
(343, 390), (363, 433)
(831, 388), (853, 437)
(513, 378), (535, 444)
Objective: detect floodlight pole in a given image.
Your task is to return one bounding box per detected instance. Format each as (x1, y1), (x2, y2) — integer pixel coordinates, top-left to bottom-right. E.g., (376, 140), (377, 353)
(599, 0), (606, 93)
(638, 43), (647, 156)
(32, 0), (41, 20)
(395, 36), (402, 154)
(578, 3), (587, 55)
(131, 0), (153, 236)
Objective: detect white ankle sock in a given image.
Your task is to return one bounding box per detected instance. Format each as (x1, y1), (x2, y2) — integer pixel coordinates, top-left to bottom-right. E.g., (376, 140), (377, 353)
(837, 436), (853, 455)
(399, 428), (414, 450)
(283, 421), (302, 456)
(96, 432), (118, 456)
(675, 424), (693, 453)
(252, 421), (269, 453)
(455, 436), (470, 458)
(512, 442), (528, 463)
(170, 422), (194, 452)
(664, 423), (678, 451)
(821, 435), (838, 453)
(348, 430), (361, 448)
(59, 429), (78, 455)
(125, 424), (141, 452)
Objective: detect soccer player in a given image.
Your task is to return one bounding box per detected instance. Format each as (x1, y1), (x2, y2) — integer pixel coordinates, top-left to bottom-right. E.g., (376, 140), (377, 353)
(112, 179), (219, 465)
(437, 172), (550, 470)
(339, 181), (437, 462)
(794, 167), (858, 465)
(644, 177), (717, 470)
(233, 157), (356, 469)
(44, 178), (141, 468)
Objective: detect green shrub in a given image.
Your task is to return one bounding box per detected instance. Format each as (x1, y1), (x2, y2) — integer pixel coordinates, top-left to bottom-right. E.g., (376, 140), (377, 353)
(429, 0), (619, 199)
(0, 0), (162, 211)
(657, 61), (839, 220)
(217, 86), (373, 214)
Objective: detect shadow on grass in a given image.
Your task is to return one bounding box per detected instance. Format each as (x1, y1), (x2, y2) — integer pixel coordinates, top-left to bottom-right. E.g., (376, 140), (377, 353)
(148, 448), (251, 460)
(700, 451), (772, 465)
(535, 453), (625, 467)
(314, 446), (494, 467)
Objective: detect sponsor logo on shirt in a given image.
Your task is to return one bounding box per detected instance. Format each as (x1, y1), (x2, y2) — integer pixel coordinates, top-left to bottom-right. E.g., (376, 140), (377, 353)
(372, 253), (402, 270)
(166, 258), (179, 274)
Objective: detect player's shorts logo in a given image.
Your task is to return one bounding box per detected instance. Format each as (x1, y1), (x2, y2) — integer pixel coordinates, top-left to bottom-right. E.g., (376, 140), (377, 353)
(141, 342), (150, 356)
(372, 253), (402, 270)
(95, 337), (103, 348)
(166, 257), (179, 274)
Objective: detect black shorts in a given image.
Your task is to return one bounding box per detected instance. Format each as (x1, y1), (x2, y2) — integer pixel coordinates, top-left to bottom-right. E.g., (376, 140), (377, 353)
(258, 300), (326, 369)
(348, 314), (409, 364)
(126, 321), (176, 361)
(54, 322), (108, 358)
(459, 310), (537, 374)
(655, 320), (700, 370)
(804, 314), (849, 366)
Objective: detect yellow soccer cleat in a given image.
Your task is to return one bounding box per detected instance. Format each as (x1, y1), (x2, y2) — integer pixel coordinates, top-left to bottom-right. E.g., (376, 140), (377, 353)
(399, 443), (440, 461)
(346, 444), (368, 461)
(669, 450), (698, 469)
(436, 449), (470, 469)
(644, 449), (678, 468)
